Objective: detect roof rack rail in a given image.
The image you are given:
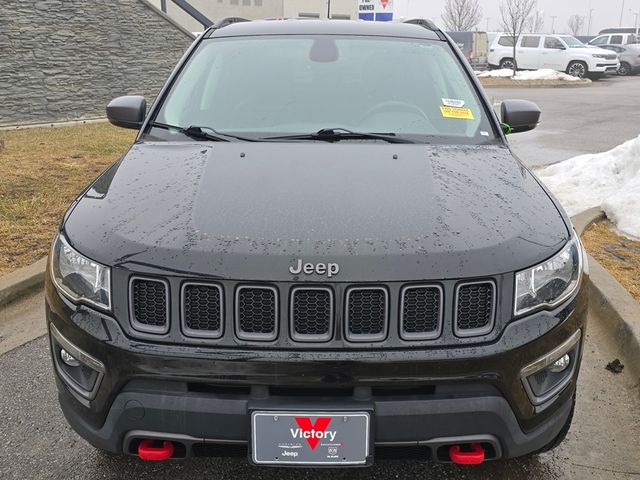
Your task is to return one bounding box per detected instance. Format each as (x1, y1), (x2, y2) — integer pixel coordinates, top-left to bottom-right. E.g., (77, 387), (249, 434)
(213, 17), (251, 29)
(203, 17), (250, 38)
(403, 18), (439, 31)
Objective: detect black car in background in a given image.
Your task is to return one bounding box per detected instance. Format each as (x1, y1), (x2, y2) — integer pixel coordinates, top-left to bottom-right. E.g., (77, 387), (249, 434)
(46, 18), (588, 467)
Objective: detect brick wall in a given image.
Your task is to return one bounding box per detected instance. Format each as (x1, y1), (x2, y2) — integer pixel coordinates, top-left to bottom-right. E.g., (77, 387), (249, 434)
(0, 0), (194, 126)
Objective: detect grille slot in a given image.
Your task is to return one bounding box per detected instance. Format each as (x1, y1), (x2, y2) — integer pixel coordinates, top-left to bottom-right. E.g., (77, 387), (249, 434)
(235, 286), (278, 341)
(291, 287), (333, 342)
(345, 287), (388, 342)
(455, 281), (496, 337)
(182, 283), (223, 338)
(130, 277), (169, 334)
(401, 285), (443, 340)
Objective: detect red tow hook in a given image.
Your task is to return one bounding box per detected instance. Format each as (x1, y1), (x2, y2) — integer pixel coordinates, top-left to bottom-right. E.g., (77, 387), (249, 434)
(449, 443), (485, 465)
(138, 439), (175, 461)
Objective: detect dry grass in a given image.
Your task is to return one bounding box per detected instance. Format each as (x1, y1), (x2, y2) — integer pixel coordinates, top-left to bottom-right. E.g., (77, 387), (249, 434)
(582, 221), (640, 302)
(0, 122), (135, 275)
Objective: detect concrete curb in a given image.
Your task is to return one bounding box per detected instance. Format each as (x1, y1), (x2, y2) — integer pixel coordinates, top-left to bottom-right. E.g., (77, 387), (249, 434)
(572, 208), (640, 377)
(0, 258), (47, 308)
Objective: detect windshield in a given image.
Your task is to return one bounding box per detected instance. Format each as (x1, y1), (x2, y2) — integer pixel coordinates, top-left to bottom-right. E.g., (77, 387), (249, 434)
(561, 36), (586, 48)
(153, 35), (496, 144)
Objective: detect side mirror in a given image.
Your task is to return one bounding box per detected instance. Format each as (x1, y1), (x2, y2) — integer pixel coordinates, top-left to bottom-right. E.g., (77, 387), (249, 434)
(501, 99), (541, 134)
(106, 96), (146, 129)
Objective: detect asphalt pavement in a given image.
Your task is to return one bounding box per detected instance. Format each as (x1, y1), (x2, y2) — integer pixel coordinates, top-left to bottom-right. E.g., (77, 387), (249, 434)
(0, 291), (639, 479)
(488, 75), (640, 167)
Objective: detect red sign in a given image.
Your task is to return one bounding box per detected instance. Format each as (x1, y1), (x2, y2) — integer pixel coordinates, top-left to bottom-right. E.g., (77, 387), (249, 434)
(381, 0), (389, 8)
(294, 417), (333, 450)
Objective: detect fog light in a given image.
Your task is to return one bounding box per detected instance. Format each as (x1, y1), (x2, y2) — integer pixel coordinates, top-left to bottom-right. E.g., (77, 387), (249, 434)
(548, 354), (570, 373)
(60, 349), (80, 367)
(521, 330), (581, 405)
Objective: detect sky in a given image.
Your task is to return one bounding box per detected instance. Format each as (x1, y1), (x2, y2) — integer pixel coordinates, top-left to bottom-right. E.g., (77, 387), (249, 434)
(392, 0), (640, 35)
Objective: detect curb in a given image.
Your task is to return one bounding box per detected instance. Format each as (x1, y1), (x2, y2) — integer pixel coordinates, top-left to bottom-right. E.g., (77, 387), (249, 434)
(0, 258), (47, 308)
(572, 209), (640, 377)
(479, 79), (592, 89)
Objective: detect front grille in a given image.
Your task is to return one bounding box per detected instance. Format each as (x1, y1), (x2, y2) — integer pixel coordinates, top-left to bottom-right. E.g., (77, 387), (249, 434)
(401, 285), (442, 340)
(291, 287), (333, 342)
(182, 283), (223, 338)
(130, 277), (169, 333)
(455, 281), (495, 337)
(345, 287), (388, 342)
(235, 286), (278, 341)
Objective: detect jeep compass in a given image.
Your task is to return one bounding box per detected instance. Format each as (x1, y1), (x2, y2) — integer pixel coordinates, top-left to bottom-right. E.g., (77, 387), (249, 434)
(46, 18), (588, 466)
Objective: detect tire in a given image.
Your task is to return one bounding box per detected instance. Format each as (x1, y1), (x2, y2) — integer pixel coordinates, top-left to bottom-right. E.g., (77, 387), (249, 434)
(499, 58), (515, 70)
(566, 61), (588, 78)
(618, 62), (631, 76)
(532, 394), (576, 455)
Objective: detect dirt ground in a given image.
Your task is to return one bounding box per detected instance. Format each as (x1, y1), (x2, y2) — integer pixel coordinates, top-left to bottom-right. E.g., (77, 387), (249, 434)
(0, 122), (135, 275)
(582, 220), (640, 302)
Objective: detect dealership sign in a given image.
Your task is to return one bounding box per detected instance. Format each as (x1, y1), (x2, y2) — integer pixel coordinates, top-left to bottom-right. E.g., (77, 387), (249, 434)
(358, 0), (393, 22)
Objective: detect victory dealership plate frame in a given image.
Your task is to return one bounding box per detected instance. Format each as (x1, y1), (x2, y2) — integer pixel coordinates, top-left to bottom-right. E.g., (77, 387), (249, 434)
(251, 411), (371, 466)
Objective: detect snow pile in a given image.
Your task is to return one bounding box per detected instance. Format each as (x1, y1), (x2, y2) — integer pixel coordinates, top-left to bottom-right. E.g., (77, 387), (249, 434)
(536, 135), (640, 238)
(478, 68), (584, 82)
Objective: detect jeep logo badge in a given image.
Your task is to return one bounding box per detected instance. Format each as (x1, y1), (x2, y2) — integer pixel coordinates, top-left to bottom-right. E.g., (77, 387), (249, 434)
(289, 259), (340, 278)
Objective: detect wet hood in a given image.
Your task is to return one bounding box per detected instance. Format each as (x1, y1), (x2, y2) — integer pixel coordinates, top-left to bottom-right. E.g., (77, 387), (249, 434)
(64, 142), (569, 282)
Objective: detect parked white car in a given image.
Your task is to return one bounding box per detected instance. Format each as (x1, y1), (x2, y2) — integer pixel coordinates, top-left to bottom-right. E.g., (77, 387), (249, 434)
(488, 34), (619, 78)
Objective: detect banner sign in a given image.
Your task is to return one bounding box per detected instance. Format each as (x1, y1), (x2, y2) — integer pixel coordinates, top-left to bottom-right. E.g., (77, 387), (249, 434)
(358, 0), (393, 22)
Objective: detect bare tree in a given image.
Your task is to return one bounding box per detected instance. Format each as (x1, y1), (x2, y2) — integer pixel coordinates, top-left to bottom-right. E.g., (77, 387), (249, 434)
(530, 11), (544, 33)
(500, 0), (536, 76)
(442, 0), (482, 31)
(567, 14), (585, 36)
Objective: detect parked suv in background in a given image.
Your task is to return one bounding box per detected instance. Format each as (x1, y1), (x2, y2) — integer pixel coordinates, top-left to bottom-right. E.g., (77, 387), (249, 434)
(489, 33), (619, 78)
(46, 18), (588, 467)
(589, 32), (638, 46)
(600, 44), (640, 75)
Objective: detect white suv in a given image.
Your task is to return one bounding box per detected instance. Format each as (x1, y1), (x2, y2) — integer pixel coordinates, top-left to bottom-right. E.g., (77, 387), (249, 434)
(488, 34), (619, 78)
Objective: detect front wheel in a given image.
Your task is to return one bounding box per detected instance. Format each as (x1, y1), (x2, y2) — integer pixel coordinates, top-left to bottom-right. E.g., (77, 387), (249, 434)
(566, 61), (587, 78)
(499, 58), (515, 70)
(618, 62), (631, 76)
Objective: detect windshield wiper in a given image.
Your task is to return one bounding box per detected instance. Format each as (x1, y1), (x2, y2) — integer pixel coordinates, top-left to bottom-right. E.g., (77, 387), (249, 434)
(263, 128), (415, 144)
(149, 122), (257, 142)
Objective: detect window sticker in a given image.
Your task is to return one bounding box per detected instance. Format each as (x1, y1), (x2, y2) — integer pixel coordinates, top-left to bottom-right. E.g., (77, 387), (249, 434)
(440, 106), (475, 120)
(442, 98), (466, 108)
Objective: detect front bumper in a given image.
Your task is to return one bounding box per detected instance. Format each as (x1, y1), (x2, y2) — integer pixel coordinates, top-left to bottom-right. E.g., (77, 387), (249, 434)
(46, 276), (588, 462)
(591, 62), (620, 73)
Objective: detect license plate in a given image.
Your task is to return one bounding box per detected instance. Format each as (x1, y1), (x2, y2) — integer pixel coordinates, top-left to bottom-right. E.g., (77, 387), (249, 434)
(251, 411), (370, 466)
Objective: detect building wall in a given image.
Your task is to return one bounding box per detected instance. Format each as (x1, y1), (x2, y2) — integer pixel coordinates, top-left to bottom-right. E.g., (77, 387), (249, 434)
(283, 0), (358, 19)
(147, 0), (285, 32)
(0, 0), (194, 127)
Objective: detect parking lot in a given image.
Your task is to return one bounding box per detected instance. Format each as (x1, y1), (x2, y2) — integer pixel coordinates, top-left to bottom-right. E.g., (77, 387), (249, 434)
(489, 75), (640, 167)
(1, 76), (640, 479)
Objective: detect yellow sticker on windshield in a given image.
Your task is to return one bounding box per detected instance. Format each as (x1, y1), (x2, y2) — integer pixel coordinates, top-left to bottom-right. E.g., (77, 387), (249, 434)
(440, 106), (474, 120)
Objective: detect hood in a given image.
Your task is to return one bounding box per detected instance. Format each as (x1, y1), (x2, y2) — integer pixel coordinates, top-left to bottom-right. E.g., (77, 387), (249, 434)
(63, 142), (569, 282)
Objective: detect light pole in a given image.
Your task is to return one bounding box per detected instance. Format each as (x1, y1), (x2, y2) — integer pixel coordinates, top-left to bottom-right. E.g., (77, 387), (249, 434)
(327, 0), (331, 19)
(588, 8), (595, 35)
(550, 15), (557, 34)
(620, 0), (626, 27)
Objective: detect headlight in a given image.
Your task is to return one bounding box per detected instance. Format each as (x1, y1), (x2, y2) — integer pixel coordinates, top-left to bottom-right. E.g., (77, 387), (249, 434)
(51, 234), (111, 310)
(592, 54), (607, 58)
(514, 238), (582, 316)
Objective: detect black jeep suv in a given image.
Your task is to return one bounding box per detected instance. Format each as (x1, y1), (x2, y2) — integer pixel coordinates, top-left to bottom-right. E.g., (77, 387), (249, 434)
(46, 18), (588, 466)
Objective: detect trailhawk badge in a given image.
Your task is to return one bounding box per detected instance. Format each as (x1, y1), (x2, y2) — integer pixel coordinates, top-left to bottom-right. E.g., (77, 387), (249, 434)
(289, 259), (340, 278)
